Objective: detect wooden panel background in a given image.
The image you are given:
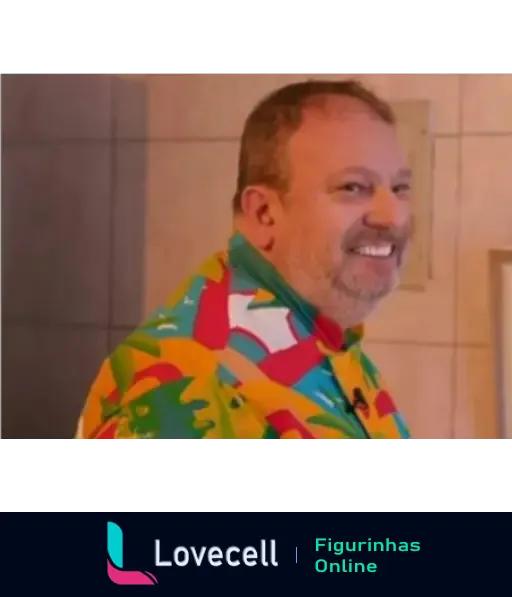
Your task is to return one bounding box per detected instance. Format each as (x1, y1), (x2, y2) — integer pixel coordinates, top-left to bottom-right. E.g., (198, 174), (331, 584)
(393, 100), (432, 290)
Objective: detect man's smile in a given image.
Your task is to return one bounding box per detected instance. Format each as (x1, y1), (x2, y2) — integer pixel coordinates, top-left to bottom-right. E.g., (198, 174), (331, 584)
(348, 243), (395, 259)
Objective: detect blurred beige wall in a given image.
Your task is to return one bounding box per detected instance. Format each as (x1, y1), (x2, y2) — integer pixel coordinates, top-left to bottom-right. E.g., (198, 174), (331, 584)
(3, 74), (511, 438)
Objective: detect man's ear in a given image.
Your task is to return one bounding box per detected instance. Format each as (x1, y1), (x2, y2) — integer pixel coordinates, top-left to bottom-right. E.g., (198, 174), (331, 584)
(238, 186), (281, 250)
(240, 186), (276, 225)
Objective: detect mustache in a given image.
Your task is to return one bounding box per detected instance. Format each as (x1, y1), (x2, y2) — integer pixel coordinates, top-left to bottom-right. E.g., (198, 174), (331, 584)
(342, 218), (414, 251)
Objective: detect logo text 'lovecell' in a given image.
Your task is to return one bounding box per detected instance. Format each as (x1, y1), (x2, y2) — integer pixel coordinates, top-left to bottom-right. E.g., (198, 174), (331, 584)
(155, 539), (278, 567)
(107, 522), (279, 586)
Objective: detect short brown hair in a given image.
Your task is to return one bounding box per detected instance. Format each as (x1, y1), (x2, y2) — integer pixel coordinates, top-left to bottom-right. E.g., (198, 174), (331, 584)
(232, 79), (395, 212)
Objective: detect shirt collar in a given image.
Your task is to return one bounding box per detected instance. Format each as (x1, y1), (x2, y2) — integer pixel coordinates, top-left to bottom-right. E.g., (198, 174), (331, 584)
(227, 232), (364, 352)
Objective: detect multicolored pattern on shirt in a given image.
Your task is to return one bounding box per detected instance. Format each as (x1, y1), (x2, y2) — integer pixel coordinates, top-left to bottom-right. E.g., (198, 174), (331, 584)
(77, 233), (411, 439)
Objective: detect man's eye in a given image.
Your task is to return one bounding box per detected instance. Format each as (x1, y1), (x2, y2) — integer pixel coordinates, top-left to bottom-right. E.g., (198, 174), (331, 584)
(340, 182), (368, 195)
(393, 183), (411, 198)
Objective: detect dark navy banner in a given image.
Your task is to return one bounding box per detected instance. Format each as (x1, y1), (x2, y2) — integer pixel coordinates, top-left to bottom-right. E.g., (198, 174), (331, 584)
(0, 512), (507, 595)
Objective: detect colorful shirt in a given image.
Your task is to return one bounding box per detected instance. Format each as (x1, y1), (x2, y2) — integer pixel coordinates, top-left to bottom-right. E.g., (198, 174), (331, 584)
(76, 233), (411, 439)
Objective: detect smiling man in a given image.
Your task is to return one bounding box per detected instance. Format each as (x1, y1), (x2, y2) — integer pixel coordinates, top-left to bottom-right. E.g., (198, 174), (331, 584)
(77, 79), (413, 439)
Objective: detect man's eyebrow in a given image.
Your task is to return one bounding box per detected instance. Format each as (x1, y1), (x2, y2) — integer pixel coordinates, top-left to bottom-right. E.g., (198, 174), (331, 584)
(340, 166), (376, 177)
(326, 167), (377, 186)
(326, 166), (413, 188)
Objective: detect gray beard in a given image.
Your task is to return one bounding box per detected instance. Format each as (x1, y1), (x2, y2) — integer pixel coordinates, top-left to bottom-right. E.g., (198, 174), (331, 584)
(286, 268), (384, 329)
(276, 247), (400, 329)
(315, 287), (381, 329)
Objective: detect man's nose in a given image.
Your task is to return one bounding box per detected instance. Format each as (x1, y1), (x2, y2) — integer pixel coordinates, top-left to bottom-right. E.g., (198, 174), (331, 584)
(366, 185), (405, 229)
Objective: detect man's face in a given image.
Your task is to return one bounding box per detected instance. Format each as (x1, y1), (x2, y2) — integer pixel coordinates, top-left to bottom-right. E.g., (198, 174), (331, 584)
(272, 96), (412, 328)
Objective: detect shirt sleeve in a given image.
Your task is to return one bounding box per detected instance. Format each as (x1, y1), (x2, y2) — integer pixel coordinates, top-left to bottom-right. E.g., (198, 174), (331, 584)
(76, 327), (210, 439)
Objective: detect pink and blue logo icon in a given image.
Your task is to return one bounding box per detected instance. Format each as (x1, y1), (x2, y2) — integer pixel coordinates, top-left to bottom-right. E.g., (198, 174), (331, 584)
(107, 522), (158, 585)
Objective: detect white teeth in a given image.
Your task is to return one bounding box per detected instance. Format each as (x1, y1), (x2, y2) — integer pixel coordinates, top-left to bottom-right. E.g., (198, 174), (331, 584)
(353, 245), (393, 258)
